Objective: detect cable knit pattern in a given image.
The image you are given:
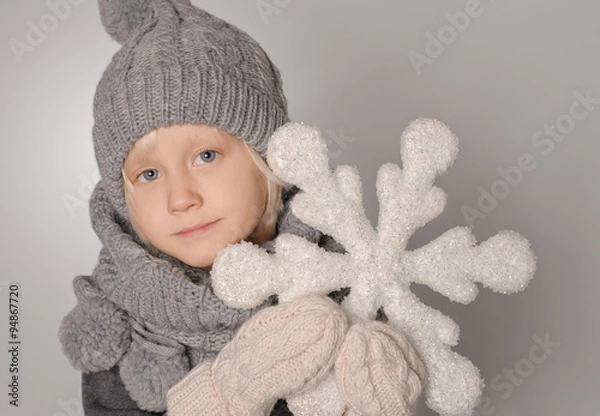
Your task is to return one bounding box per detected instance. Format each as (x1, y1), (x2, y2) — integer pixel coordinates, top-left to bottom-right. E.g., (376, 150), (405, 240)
(59, 1), (336, 413)
(167, 360), (230, 415)
(167, 296), (349, 416)
(335, 322), (427, 416)
(58, 182), (332, 412)
(88, 181), (253, 339)
(93, 0), (289, 226)
(59, 182), (255, 411)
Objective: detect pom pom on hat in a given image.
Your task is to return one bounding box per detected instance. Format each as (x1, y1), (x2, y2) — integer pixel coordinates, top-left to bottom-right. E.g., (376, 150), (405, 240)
(99, 0), (152, 44)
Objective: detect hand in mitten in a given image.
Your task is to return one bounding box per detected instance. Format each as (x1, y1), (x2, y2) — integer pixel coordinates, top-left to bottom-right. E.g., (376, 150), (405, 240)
(336, 321), (427, 416)
(167, 295), (349, 416)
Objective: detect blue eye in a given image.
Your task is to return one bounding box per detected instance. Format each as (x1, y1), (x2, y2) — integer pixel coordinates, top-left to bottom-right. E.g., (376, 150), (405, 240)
(138, 169), (161, 183)
(195, 150), (217, 164)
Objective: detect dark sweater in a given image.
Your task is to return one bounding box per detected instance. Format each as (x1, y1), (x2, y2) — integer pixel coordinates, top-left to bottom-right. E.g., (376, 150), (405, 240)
(82, 365), (293, 415)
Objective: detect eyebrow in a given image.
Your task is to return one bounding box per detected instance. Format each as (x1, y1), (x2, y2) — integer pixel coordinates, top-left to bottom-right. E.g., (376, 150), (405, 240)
(123, 148), (156, 181)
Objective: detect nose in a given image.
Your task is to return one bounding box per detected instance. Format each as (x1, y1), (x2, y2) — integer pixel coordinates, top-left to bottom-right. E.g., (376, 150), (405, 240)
(167, 173), (203, 213)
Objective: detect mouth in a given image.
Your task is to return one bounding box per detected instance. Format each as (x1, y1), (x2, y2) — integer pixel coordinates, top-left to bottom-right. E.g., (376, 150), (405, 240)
(175, 220), (220, 238)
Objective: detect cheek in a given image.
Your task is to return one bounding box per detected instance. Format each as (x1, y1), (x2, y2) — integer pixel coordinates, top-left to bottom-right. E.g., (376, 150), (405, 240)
(129, 194), (165, 241)
(227, 191), (264, 236)
(240, 172), (267, 218)
(225, 171), (267, 230)
(220, 155), (266, 208)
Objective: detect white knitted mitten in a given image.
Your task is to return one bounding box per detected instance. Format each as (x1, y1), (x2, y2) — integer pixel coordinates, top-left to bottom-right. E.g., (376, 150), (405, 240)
(336, 321), (427, 416)
(167, 295), (349, 416)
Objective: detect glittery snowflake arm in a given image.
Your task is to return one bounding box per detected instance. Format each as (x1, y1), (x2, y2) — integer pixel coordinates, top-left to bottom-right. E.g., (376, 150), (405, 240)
(376, 120), (534, 303)
(212, 123), (378, 309)
(268, 124), (378, 256)
(376, 120), (457, 255)
(212, 234), (351, 308)
(403, 227), (535, 304)
(211, 119), (536, 416)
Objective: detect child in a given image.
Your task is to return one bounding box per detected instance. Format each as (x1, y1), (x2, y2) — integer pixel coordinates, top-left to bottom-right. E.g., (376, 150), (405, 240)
(59, 0), (425, 415)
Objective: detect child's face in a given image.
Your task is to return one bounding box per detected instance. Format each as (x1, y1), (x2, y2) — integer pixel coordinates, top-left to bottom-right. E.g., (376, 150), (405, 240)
(123, 124), (268, 269)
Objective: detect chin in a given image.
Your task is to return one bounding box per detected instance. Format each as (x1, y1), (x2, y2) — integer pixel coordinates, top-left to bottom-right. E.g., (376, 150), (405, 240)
(180, 253), (216, 270)
(176, 245), (225, 270)
(186, 259), (213, 270)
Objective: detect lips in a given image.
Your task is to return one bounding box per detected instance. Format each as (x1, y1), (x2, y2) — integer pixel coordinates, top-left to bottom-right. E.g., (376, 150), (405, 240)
(175, 220), (220, 237)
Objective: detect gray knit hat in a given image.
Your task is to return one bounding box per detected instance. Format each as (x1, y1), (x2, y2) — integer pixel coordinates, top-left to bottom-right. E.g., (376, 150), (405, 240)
(94, 0), (289, 224)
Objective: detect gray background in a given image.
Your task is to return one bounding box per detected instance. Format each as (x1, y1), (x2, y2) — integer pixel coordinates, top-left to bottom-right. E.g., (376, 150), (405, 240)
(1, 0), (598, 415)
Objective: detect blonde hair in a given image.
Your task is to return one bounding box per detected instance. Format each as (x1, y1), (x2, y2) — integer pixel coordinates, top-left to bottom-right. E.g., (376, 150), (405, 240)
(122, 125), (284, 253)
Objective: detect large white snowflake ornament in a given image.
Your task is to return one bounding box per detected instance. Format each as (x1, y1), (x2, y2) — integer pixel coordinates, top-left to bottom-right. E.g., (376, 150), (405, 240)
(211, 119), (536, 416)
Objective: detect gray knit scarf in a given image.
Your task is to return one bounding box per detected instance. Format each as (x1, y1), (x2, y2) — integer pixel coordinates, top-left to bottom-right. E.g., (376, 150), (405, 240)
(59, 180), (322, 412)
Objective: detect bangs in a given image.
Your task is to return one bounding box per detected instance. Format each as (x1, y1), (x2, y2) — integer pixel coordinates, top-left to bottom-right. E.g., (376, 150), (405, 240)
(126, 129), (159, 166)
